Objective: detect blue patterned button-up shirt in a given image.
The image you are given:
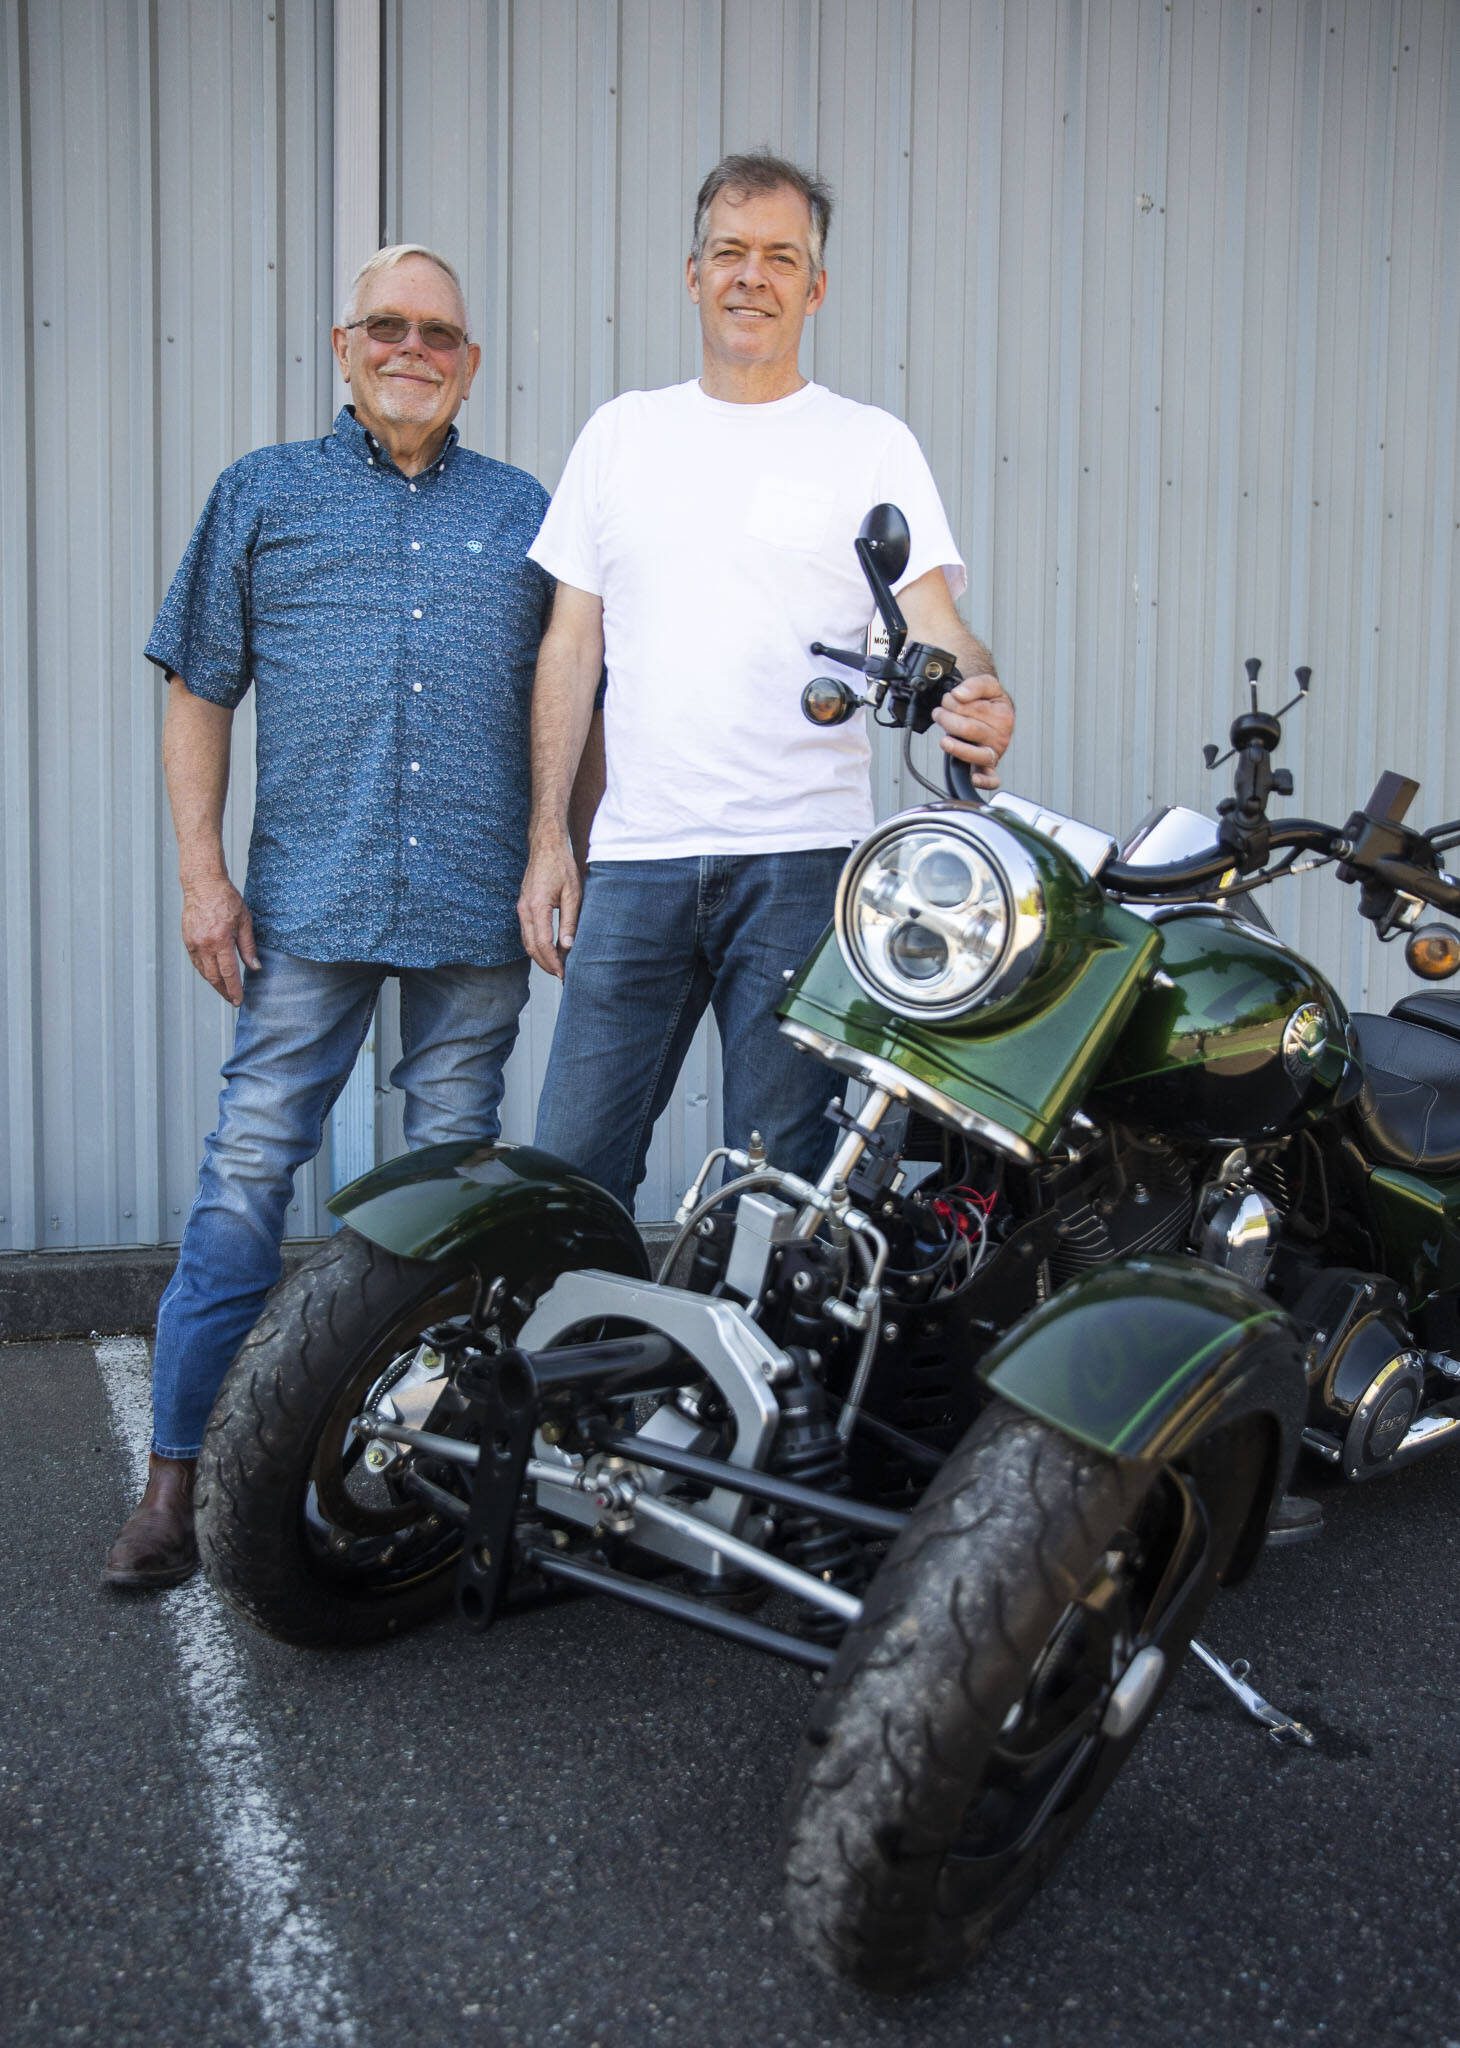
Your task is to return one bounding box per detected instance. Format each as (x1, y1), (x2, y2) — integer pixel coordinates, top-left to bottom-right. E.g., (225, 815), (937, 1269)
(145, 406), (551, 966)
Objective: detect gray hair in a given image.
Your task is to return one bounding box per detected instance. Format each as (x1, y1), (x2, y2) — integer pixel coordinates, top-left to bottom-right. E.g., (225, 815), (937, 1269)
(690, 150), (834, 278)
(340, 244), (468, 327)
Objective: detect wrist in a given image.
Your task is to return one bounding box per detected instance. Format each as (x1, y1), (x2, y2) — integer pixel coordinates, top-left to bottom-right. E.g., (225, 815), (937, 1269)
(528, 817), (573, 855)
(178, 859), (231, 893)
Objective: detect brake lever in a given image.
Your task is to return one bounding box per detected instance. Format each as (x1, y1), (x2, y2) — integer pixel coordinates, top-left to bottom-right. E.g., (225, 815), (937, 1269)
(809, 641), (872, 673)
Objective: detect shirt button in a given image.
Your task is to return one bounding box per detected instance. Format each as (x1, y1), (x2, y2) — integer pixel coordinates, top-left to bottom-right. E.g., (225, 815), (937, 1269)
(411, 682), (422, 693)
(412, 608), (423, 619)
(408, 836), (418, 847)
(408, 482), (418, 493)
(367, 456), (375, 466)
(410, 761), (421, 772)
(410, 540), (421, 551)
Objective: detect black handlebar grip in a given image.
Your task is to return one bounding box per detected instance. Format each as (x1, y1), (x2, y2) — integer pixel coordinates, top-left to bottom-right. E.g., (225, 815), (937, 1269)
(943, 753), (986, 806)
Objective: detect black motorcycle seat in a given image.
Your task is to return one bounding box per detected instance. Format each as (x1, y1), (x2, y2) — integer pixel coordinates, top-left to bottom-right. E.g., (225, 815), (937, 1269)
(1350, 1011), (1460, 1173)
(1391, 989), (1460, 1039)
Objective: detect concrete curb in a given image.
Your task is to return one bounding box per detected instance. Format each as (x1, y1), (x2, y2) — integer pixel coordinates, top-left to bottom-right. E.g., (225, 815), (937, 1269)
(0, 1229), (680, 1343)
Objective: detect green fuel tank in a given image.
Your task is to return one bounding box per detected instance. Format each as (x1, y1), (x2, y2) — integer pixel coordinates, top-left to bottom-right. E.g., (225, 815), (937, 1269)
(1091, 909), (1356, 1143)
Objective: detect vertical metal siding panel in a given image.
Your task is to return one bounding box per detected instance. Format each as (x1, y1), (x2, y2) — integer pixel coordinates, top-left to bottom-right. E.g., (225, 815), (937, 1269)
(27, 0), (156, 1248)
(1046, 0), (1087, 819)
(1421, 4), (1460, 842)
(117, 0), (163, 1248)
(0, 0), (39, 1250)
(992, 1), (1059, 808)
(1113, 2), (1171, 831)
(896, 0), (1005, 814)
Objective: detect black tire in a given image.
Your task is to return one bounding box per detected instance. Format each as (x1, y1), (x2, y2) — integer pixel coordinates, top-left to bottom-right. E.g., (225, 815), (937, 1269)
(783, 1402), (1214, 1991)
(197, 1228), (489, 1648)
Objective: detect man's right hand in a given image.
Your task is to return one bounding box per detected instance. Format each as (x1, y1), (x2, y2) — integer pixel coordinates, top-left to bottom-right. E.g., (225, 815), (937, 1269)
(181, 874), (261, 1006)
(518, 835), (581, 979)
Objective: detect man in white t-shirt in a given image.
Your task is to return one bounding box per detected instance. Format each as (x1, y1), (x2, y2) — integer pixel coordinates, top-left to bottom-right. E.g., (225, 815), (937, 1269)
(518, 149), (1013, 1209)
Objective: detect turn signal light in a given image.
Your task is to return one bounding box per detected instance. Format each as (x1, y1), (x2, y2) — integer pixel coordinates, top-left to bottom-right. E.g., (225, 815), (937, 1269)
(1404, 924), (1460, 980)
(801, 676), (863, 727)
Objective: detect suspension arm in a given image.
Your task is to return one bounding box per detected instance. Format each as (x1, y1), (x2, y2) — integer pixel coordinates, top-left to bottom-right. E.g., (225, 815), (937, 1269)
(588, 1425), (907, 1538)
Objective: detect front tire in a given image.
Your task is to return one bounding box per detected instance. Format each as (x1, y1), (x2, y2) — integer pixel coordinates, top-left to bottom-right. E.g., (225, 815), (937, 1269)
(197, 1228), (486, 1648)
(782, 1402), (1214, 1991)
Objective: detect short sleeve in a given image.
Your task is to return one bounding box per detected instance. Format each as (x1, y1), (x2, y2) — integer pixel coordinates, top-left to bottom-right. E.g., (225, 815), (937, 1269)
(528, 408), (608, 597)
(144, 461), (261, 707)
(875, 421), (968, 605)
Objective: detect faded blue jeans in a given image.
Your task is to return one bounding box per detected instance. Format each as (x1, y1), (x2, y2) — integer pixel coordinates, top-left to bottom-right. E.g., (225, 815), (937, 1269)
(534, 851), (847, 1211)
(151, 945), (530, 1456)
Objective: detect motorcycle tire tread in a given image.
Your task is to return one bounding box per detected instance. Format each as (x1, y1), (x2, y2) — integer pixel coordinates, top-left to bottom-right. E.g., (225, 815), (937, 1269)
(781, 1402), (1172, 1993)
(195, 1227), (467, 1649)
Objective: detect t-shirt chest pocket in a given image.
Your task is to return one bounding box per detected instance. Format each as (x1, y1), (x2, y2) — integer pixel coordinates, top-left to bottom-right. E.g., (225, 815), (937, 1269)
(743, 474), (837, 552)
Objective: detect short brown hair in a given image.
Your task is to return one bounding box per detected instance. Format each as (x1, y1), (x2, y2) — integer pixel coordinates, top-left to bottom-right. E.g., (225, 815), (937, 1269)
(690, 150), (834, 276)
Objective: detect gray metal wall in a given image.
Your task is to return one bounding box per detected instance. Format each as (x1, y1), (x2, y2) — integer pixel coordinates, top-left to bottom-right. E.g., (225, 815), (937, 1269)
(2, 0), (334, 1253)
(4, 0), (1458, 1251)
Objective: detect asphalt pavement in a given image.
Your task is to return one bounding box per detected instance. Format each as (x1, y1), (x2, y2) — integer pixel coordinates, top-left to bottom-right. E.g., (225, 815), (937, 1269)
(4, 1334), (1458, 2048)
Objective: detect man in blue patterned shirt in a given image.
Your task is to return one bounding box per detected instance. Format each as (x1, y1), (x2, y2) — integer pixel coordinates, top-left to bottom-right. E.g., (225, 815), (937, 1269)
(105, 245), (552, 1590)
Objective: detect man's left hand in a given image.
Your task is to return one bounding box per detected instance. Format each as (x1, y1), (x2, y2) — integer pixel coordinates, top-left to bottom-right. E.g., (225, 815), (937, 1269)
(932, 673), (1014, 790)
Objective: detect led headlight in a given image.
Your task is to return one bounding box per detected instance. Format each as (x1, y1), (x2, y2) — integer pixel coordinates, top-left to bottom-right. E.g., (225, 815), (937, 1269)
(834, 811), (1046, 1021)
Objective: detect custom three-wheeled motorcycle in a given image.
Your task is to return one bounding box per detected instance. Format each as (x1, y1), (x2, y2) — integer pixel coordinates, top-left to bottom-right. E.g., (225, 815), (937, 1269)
(197, 508), (1460, 1990)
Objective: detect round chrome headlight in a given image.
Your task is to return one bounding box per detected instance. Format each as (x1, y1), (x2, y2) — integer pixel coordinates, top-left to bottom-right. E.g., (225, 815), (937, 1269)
(834, 811), (1046, 1021)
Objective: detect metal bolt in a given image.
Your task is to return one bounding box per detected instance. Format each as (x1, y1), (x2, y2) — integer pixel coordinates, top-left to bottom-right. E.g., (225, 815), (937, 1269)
(792, 1270), (815, 1294)
(364, 1443), (391, 1472)
(476, 1543), (493, 1570)
(882, 1323), (901, 1344)
(331, 1534), (350, 1555)
(540, 1419), (564, 1446)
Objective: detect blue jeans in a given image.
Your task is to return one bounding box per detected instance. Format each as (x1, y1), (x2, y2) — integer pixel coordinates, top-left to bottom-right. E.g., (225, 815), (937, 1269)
(151, 945), (530, 1457)
(534, 851), (846, 1210)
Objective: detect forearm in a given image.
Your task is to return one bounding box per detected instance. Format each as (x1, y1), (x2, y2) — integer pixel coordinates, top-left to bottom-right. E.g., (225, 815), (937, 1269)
(527, 601), (605, 851)
(943, 619), (999, 694)
(568, 709), (606, 867)
(162, 676), (235, 882)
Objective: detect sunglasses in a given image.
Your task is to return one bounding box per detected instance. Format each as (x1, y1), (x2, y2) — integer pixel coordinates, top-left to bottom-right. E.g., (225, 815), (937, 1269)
(345, 314), (468, 353)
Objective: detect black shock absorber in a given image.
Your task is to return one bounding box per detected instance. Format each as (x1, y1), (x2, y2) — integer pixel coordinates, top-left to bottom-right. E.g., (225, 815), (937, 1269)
(770, 1348), (867, 1641)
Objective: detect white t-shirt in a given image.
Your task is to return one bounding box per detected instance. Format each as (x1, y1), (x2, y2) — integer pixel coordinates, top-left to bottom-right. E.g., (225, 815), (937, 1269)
(529, 379), (966, 860)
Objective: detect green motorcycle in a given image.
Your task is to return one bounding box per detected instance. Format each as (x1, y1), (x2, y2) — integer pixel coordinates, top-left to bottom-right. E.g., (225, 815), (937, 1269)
(197, 506), (1460, 1992)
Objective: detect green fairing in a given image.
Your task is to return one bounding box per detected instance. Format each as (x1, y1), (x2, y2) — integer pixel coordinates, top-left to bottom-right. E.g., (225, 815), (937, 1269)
(778, 815), (1161, 1158)
(1365, 1165), (1460, 1308)
(1092, 912), (1352, 1142)
(328, 1141), (650, 1279)
(979, 1256), (1305, 1460)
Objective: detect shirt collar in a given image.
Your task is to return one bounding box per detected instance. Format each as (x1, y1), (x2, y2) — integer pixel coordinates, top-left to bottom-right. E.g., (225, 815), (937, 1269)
(331, 404), (459, 478)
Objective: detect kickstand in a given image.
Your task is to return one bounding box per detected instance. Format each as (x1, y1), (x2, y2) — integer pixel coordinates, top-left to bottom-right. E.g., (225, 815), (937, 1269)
(1189, 1637), (1316, 1748)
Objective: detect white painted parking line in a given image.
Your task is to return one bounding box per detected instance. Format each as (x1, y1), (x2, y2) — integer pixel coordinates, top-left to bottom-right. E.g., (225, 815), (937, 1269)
(94, 1338), (358, 2048)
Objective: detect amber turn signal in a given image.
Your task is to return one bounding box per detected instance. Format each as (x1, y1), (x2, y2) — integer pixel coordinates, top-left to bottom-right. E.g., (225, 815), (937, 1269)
(801, 676), (863, 727)
(1404, 923), (1460, 980)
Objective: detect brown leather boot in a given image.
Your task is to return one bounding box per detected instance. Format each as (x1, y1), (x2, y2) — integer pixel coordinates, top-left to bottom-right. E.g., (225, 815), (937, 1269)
(103, 1453), (199, 1589)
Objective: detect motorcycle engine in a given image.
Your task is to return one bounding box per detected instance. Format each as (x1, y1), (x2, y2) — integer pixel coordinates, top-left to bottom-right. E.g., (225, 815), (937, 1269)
(1049, 1144), (1193, 1286)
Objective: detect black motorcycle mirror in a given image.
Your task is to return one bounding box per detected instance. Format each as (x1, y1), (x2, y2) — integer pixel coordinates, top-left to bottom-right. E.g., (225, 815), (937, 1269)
(854, 504), (911, 663)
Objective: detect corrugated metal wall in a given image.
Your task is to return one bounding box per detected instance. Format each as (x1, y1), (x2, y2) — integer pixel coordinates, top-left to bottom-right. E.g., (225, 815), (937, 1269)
(2, 0), (334, 1252)
(4, 0), (1458, 1250)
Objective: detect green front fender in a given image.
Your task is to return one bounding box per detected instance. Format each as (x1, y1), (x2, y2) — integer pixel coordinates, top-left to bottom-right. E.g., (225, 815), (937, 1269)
(979, 1256), (1307, 1579)
(328, 1141), (650, 1281)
